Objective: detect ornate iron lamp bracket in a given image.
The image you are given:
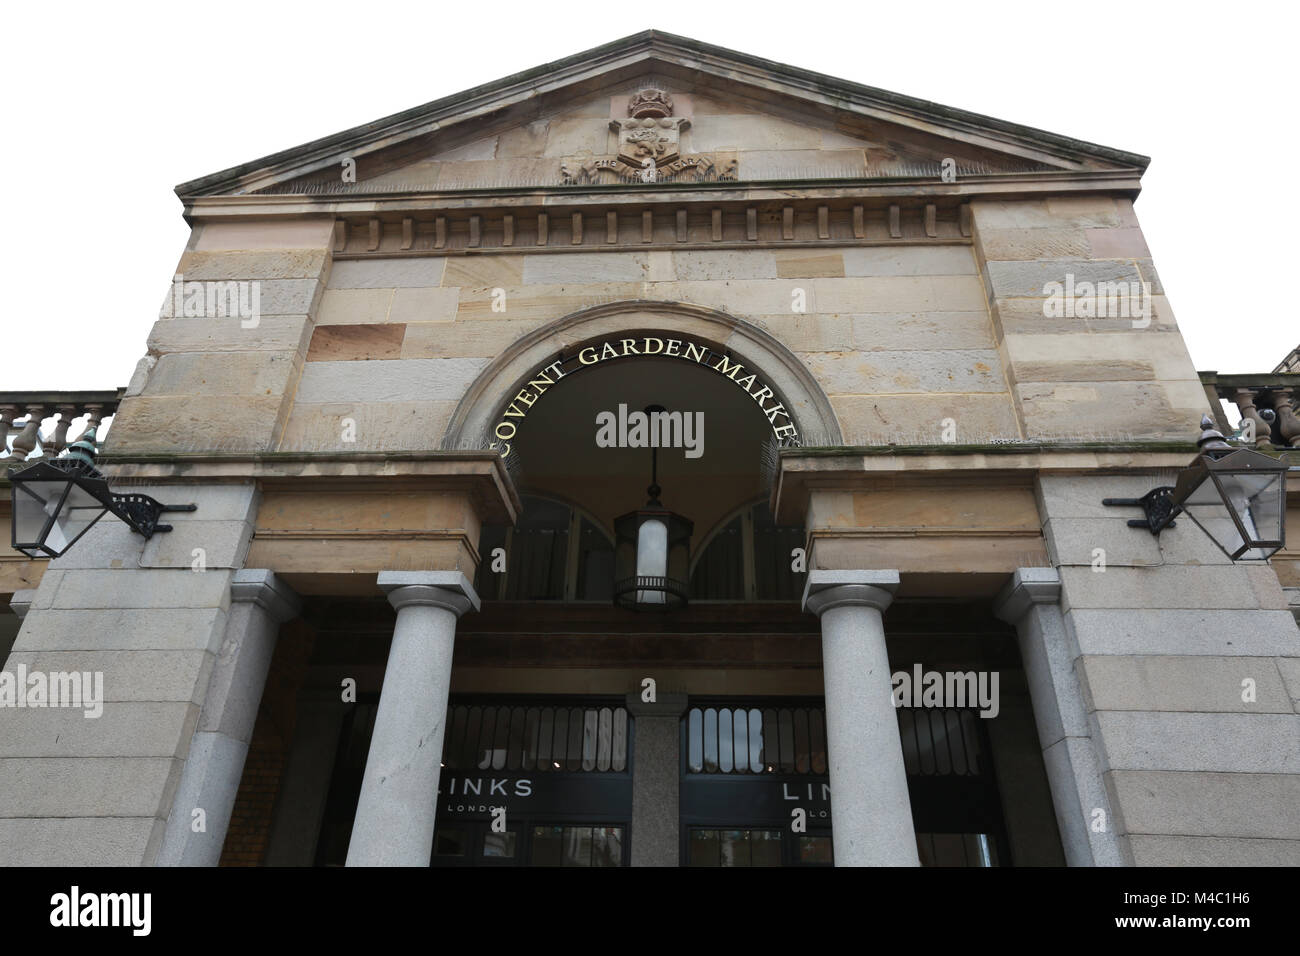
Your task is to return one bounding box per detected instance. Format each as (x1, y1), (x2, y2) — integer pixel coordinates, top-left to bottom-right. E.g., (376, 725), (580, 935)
(1102, 486), (1179, 534)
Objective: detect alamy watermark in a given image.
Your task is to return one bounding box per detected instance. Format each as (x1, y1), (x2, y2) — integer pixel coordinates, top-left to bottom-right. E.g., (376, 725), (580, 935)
(50, 886), (150, 936)
(595, 404), (704, 459)
(161, 273), (261, 327)
(1042, 274), (1152, 328)
(0, 665), (104, 718)
(892, 664), (999, 718)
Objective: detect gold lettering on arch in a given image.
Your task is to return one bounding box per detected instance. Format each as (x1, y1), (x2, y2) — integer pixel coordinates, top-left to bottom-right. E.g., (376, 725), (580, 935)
(486, 335), (800, 457)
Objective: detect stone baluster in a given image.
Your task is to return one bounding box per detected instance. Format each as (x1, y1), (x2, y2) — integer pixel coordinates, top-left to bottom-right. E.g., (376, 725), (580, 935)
(1275, 388), (1300, 448)
(9, 405), (45, 460)
(0, 405), (17, 456)
(45, 403), (79, 456)
(1232, 388), (1272, 447)
(78, 404), (105, 449)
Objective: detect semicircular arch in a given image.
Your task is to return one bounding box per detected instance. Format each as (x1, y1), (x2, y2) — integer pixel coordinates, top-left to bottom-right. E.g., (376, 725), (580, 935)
(441, 299), (842, 451)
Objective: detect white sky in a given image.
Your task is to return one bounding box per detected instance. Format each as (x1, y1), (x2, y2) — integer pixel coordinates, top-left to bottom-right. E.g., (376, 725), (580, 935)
(4, 0), (1295, 392)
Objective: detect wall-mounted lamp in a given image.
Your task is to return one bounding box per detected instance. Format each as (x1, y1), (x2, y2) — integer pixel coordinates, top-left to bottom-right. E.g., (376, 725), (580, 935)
(8, 426), (196, 559)
(1103, 415), (1288, 561)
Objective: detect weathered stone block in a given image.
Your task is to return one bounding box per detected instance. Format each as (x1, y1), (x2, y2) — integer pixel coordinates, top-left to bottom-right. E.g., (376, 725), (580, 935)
(1004, 332), (1199, 384)
(13, 608), (228, 653)
(773, 251), (845, 278)
(140, 520), (253, 572)
(0, 701), (199, 758)
(176, 249), (327, 281)
(316, 288), (394, 325)
(147, 315), (312, 355)
(672, 250), (775, 281)
(443, 256), (524, 289)
(328, 258), (446, 289)
(811, 275), (987, 313)
(803, 349), (1006, 394)
(401, 319), (542, 359)
(686, 114), (821, 152)
(306, 324), (405, 362)
(841, 246), (976, 276)
(1109, 770), (1300, 838)
(1043, 516), (1164, 568)
(972, 198), (1119, 230)
(1096, 711), (1300, 773)
(36, 568), (231, 612)
(1085, 228), (1150, 258)
(851, 312), (996, 351)
(194, 219), (333, 251)
(831, 393), (1021, 444)
(140, 351), (299, 397)
(0, 817), (160, 866)
(1128, 834), (1300, 866)
(976, 227), (1090, 261)
(249, 278), (322, 316)
(1066, 609), (1300, 657)
(522, 252), (651, 284)
(1079, 655), (1293, 714)
(3, 649), (213, 703)
(293, 358), (489, 404)
(388, 287), (460, 323)
(751, 314), (852, 352)
(1060, 565), (1265, 612)
(105, 395), (290, 453)
(0, 757), (178, 817)
(985, 259), (1143, 298)
(278, 400), (458, 452)
(1016, 381), (1208, 441)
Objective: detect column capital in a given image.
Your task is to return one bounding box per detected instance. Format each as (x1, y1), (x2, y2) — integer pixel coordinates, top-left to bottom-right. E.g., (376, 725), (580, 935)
(624, 690), (689, 717)
(231, 569), (301, 624)
(802, 569), (899, 617)
(378, 570), (480, 617)
(993, 567), (1062, 625)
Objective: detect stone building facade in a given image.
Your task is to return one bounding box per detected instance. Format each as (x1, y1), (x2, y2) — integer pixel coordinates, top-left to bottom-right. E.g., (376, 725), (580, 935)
(2, 31), (1299, 867)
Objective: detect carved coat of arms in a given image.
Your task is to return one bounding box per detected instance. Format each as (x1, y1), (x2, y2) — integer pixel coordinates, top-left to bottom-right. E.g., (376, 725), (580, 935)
(561, 88), (737, 185)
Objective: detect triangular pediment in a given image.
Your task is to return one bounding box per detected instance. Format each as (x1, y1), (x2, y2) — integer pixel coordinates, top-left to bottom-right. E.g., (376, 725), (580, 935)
(177, 31), (1147, 199)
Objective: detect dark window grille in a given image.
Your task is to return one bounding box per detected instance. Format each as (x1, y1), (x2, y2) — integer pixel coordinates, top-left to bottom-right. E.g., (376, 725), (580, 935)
(443, 703), (628, 773)
(685, 704), (983, 777)
(689, 500), (805, 601)
(752, 506), (805, 601)
(475, 496), (614, 601)
(689, 515), (744, 599)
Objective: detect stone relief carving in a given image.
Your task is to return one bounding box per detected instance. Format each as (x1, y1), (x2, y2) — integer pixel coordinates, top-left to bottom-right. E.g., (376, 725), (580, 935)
(561, 88), (738, 185)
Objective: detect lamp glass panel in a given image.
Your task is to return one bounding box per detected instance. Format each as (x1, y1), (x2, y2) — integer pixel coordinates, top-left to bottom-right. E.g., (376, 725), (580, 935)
(12, 479), (67, 554)
(52, 483), (109, 555)
(635, 517), (668, 604)
(1177, 470), (1249, 559)
(1212, 469), (1285, 557)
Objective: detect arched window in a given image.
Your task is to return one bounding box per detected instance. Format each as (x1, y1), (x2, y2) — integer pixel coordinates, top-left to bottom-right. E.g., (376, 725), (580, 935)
(689, 501), (805, 602)
(476, 496), (615, 601)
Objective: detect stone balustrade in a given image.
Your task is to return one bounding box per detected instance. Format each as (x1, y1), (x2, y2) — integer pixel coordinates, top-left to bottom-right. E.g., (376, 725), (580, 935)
(1200, 372), (1300, 449)
(0, 390), (122, 461)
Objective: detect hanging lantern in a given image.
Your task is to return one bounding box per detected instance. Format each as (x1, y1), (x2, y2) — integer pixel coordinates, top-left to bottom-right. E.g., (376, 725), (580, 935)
(613, 406), (693, 610)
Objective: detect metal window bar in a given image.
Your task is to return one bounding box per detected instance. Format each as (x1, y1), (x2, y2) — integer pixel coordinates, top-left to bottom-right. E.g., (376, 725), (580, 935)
(440, 703), (628, 773)
(685, 704), (985, 776)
